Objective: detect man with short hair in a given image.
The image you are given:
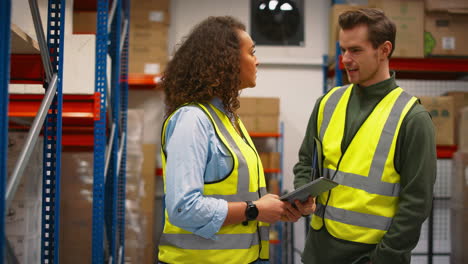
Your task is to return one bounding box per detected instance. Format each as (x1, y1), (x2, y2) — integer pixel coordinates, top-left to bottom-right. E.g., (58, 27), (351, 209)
(294, 8), (436, 264)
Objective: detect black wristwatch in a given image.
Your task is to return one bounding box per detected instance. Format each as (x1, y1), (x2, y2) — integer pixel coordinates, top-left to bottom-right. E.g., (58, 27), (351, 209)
(242, 201), (259, 226)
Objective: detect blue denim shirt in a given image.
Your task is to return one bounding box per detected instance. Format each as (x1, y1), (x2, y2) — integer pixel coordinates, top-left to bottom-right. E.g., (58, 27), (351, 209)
(163, 98), (233, 240)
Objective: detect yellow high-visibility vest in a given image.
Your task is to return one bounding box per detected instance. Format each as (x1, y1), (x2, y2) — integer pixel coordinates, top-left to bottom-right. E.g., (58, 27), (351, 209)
(311, 85), (417, 244)
(158, 102), (269, 263)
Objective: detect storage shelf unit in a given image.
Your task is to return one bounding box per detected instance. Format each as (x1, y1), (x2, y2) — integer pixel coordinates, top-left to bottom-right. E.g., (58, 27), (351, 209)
(2, 0), (131, 263)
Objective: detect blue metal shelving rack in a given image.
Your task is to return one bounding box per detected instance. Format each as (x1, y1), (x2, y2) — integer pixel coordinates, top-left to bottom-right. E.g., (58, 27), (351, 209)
(2, 0), (66, 262)
(2, 0), (129, 263)
(93, 0), (129, 262)
(0, 0), (12, 262)
(92, 0), (110, 262)
(41, 0), (66, 263)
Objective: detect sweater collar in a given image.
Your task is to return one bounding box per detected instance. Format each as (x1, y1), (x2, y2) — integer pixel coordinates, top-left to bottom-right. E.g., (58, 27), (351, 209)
(353, 71), (397, 97)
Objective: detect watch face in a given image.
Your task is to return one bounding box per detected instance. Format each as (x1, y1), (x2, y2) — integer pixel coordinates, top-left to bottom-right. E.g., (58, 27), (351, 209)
(247, 204), (259, 220)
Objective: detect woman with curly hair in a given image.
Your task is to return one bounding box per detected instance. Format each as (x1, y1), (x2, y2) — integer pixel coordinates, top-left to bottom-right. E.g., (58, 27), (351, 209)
(157, 16), (308, 264)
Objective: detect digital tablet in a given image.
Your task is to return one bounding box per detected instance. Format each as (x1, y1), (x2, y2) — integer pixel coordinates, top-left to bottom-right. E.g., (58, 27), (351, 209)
(280, 177), (338, 204)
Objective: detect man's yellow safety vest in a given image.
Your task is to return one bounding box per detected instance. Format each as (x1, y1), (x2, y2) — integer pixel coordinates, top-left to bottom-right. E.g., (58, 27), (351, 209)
(311, 85), (417, 244)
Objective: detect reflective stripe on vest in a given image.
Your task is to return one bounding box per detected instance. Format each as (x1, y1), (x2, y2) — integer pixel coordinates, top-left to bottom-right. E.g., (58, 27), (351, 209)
(202, 103), (268, 199)
(315, 203), (392, 231)
(160, 225), (270, 250)
(159, 103), (269, 263)
(312, 85), (417, 244)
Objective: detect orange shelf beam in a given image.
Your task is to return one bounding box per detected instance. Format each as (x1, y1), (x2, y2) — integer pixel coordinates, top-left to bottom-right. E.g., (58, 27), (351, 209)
(8, 93), (100, 121)
(437, 145), (457, 159)
(127, 73), (161, 89)
(9, 93), (101, 147)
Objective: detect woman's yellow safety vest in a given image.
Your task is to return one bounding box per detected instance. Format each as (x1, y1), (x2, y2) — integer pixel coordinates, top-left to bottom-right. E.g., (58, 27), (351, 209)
(158, 102), (270, 264)
(311, 85), (417, 244)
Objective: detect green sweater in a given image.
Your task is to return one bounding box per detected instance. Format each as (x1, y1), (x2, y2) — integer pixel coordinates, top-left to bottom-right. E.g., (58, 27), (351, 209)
(293, 74), (437, 264)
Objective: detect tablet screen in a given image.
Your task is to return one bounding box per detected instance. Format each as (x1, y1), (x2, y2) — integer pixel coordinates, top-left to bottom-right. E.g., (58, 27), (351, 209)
(280, 177), (338, 203)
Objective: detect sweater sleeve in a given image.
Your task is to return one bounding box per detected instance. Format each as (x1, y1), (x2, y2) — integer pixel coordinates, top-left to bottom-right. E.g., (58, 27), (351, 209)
(293, 97), (323, 189)
(371, 104), (437, 263)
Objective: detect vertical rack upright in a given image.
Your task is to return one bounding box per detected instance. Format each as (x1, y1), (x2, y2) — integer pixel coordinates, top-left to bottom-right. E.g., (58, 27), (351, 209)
(41, 0), (66, 262)
(0, 0), (12, 261)
(93, 0), (129, 262)
(1, 0), (66, 262)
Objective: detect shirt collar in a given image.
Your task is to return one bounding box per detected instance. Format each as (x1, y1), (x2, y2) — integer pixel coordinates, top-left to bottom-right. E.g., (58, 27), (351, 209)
(354, 71), (397, 97)
(210, 97), (227, 114)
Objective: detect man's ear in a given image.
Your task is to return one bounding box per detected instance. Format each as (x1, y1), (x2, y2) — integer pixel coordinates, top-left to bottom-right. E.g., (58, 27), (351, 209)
(380, 40), (392, 59)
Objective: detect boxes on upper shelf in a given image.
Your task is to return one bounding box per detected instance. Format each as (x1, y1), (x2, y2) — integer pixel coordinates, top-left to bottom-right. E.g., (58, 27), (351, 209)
(129, 0), (169, 75)
(425, 0), (468, 12)
(369, 0), (425, 58)
(424, 12), (468, 57)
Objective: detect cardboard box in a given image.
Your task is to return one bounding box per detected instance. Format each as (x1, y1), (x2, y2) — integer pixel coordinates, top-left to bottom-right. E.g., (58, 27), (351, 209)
(131, 0), (169, 13)
(447, 92), (468, 146)
(59, 202), (93, 264)
(425, 12), (468, 56)
(328, 4), (367, 60)
(425, 0), (468, 12)
(6, 200), (41, 236)
(451, 152), (468, 263)
(419, 96), (455, 145)
(451, 206), (468, 264)
(129, 0), (169, 74)
(240, 115), (256, 132)
(7, 234), (40, 264)
(256, 115), (280, 133)
(239, 115), (279, 133)
(269, 152), (281, 169)
(257, 98), (280, 115)
(238, 97), (280, 115)
(238, 97), (258, 115)
(259, 153), (270, 168)
(369, 0), (425, 58)
(141, 144), (156, 264)
(267, 178), (280, 195)
(452, 152), (468, 208)
(73, 11), (97, 34)
(129, 23), (168, 74)
(459, 107), (468, 152)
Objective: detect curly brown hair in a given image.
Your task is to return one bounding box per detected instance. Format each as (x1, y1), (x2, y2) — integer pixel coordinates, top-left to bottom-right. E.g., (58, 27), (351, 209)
(162, 16), (246, 118)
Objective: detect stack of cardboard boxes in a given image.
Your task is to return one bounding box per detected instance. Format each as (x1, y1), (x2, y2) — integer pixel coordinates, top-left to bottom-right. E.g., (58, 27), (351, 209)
(238, 97), (280, 133)
(328, 0), (468, 61)
(238, 97), (281, 195)
(73, 0), (169, 76)
(425, 0), (468, 57)
(129, 0), (169, 75)
(451, 106), (468, 263)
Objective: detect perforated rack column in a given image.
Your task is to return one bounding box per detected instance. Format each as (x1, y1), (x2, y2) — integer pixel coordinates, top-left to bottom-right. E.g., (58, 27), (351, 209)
(117, 0), (130, 261)
(92, 0), (109, 263)
(40, 0), (66, 263)
(105, 0), (122, 261)
(0, 0), (12, 262)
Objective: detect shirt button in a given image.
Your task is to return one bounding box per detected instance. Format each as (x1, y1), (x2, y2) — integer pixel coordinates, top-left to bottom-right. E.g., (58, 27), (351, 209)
(177, 208), (182, 213)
